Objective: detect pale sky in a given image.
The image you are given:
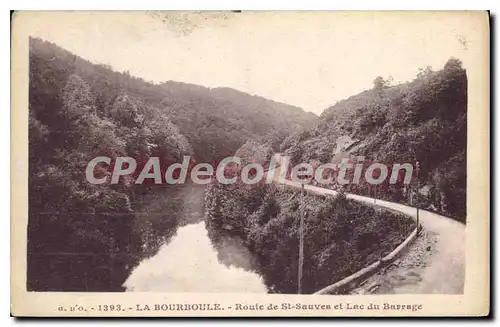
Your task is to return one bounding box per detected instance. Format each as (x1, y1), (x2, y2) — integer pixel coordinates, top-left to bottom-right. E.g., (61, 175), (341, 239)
(26, 11), (474, 115)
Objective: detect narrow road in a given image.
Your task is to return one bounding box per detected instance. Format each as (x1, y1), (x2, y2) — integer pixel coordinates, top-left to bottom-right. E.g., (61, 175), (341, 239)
(349, 202), (465, 294)
(270, 154), (465, 294)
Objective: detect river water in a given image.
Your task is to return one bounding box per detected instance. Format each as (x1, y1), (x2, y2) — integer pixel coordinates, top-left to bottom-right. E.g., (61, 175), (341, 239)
(123, 221), (267, 293)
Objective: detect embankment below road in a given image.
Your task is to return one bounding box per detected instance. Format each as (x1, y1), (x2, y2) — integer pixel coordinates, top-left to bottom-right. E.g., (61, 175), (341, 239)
(279, 179), (465, 295)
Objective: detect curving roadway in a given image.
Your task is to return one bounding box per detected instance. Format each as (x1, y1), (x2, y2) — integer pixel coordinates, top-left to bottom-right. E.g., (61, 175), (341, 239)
(270, 154), (465, 294)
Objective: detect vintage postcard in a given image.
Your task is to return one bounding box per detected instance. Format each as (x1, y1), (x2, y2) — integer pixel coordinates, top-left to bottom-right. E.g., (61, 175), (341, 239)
(11, 11), (490, 317)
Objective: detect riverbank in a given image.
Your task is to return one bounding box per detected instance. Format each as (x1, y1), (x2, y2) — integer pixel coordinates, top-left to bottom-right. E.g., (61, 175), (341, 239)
(205, 182), (415, 294)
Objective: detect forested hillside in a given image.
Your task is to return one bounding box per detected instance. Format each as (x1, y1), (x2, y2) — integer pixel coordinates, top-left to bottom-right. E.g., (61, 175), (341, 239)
(280, 58), (467, 222)
(27, 37), (317, 291)
(29, 37), (318, 163)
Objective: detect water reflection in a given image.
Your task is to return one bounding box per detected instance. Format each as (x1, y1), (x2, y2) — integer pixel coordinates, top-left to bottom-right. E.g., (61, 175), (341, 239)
(124, 222), (267, 293)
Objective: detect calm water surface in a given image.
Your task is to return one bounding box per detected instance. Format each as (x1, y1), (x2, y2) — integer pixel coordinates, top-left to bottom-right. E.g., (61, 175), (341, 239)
(124, 222), (267, 293)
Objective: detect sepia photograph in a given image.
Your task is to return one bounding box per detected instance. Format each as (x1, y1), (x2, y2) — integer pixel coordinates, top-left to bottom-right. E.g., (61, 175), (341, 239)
(11, 10), (489, 317)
